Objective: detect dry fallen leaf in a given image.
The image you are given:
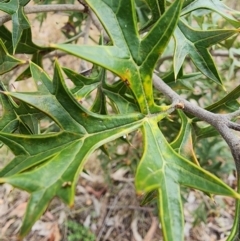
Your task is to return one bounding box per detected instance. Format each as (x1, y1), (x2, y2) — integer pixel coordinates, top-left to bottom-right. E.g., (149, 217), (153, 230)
(110, 167), (130, 181)
(32, 220), (61, 241)
(131, 217), (143, 241)
(9, 202), (27, 218)
(1, 219), (15, 237)
(143, 216), (158, 241)
(48, 222), (62, 241)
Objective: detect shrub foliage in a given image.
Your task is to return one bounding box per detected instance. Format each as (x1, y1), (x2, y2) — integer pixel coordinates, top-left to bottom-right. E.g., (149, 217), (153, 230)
(0, 0), (240, 240)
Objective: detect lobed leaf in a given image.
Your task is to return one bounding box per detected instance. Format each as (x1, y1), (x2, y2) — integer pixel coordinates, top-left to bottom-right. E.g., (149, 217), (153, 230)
(0, 26), (52, 54)
(174, 20), (238, 84)
(0, 0), (31, 52)
(63, 66), (138, 114)
(53, 0), (183, 114)
(0, 60), (146, 235)
(205, 85), (240, 113)
(139, 0), (165, 30)
(0, 39), (25, 74)
(136, 119), (240, 240)
(63, 67), (101, 101)
(182, 0), (240, 27)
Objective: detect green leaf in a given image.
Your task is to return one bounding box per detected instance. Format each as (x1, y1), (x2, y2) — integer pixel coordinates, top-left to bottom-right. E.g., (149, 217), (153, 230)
(16, 52), (44, 81)
(12, 6), (30, 52)
(205, 85), (240, 113)
(19, 0), (30, 6)
(138, 0), (165, 31)
(163, 70), (202, 90)
(1, 0), (239, 239)
(181, 0), (240, 27)
(91, 86), (108, 114)
(0, 26), (52, 54)
(63, 67), (101, 101)
(0, 0), (18, 14)
(0, 88), (19, 133)
(195, 125), (219, 139)
(63, 66), (138, 114)
(140, 190), (157, 206)
(0, 61), (145, 236)
(0, 117), (144, 237)
(227, 188), (240, 240)
(171, 111), (199, 165)
(174, 20), (238, 84)
(53, 0), (183, 114)
(136, 0), (165, 31)
(0, 39), (25, 74)
(136, 119), (240, 241)
(102, 79), (139, 114)
(0, 0), (31, 53)
(0, 81), (45, 135)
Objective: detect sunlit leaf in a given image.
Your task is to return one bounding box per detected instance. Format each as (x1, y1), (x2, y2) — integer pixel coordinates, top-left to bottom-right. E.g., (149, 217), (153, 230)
(0, 60), (145, 236)
(136, 119), (240, 240)
(53, 0), (183, 114)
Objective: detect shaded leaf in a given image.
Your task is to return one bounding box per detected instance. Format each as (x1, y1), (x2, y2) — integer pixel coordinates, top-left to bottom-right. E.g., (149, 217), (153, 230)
(138, 0), (165, 31)
(171, 111), (198, 165)
(0, 87), (19, 133)
(195, 125), (219, 139)
(0, 0), (31, 52)
(0, 26), (52, 54)
(205, 85), (240, 113)
(140, 190), (157, 206)
(163, 70), (202, 90)
(0, 82), (44, 134)
(0, 39), (25, 74)
(91, 86), (108, 114)
(181, 0), (240, 27)
(174, 20), (238, 84)
(63, 67), (101, 101)
(102, 79), (139, 114)
(16, 52), (43, 81)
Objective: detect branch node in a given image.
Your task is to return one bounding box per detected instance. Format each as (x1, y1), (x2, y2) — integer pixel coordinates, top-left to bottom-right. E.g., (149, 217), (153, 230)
(175, 101), (185, 110)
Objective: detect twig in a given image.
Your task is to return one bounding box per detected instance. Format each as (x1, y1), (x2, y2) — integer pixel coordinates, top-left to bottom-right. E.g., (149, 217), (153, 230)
(81, 15), (92, 70)
(0, 4), (85, 26)
(159, 50), (240, 63)
(152, 73), (240, 173)
(106, 205), (154, 211)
